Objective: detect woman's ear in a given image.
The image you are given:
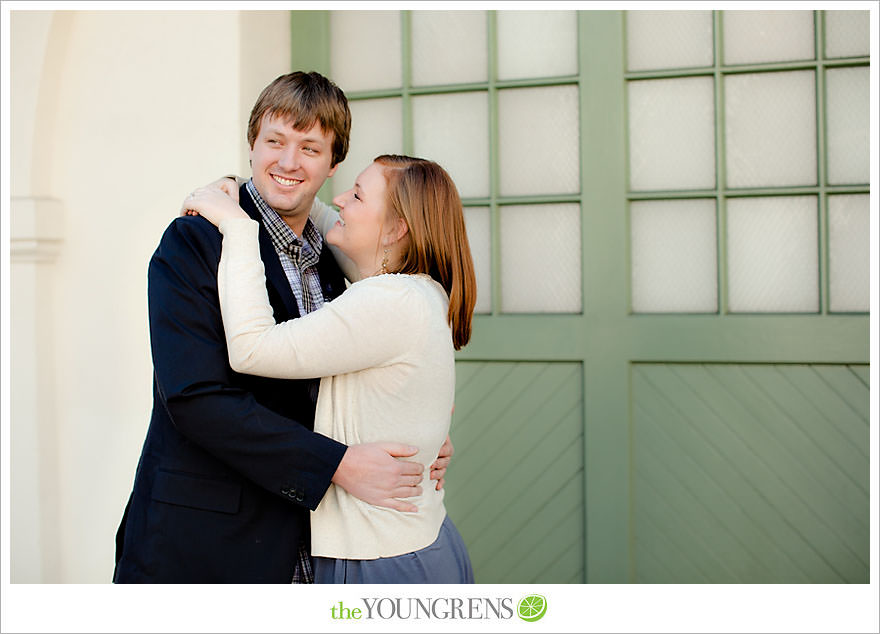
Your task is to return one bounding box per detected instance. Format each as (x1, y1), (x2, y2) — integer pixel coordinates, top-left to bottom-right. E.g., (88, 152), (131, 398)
(394, 217), (409, 242)
(383, 216), (409, 246)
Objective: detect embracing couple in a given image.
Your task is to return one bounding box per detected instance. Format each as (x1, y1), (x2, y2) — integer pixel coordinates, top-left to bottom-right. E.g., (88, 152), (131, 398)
(113, 71), (476, 584)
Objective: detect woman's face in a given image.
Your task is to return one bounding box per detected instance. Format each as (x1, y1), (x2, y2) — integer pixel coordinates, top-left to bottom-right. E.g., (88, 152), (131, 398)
(328, 162), (390, 263)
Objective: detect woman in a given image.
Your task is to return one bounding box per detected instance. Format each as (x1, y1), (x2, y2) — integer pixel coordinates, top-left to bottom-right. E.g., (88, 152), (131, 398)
(183, 155), (476, 584)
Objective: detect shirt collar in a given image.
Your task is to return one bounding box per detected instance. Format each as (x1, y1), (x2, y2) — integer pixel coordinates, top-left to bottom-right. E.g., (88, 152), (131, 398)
(245, 178), (323, 258)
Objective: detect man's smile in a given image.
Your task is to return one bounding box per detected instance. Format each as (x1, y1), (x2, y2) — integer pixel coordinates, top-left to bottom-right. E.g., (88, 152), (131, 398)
(271, 174), (303, 187)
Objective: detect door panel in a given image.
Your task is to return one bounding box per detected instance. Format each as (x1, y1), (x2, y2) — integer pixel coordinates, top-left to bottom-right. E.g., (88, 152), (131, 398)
(446, 361), (584, 583)
(632, 363), (869, 583)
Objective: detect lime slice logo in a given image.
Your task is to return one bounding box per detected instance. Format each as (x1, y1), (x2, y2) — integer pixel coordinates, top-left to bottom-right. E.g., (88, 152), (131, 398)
(517, 594), (547, 622)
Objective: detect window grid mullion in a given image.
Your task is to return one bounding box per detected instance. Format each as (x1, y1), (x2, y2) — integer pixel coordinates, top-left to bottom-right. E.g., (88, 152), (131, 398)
(623, 56), (869, 82)
(488, 10), (501, 317)
(816, 10), (829, 315)
(629, 184), (867, 200)
(345, 75), (582, 102)
(714, 9), (729, 316)
(401, 10), (413, 156)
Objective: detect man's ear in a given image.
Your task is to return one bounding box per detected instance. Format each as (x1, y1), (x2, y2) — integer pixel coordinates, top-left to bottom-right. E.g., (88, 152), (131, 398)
(328, 162), (339, 178)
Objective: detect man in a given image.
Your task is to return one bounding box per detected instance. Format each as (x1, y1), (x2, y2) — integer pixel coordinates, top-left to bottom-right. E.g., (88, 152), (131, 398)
(113, 71), (451, 583)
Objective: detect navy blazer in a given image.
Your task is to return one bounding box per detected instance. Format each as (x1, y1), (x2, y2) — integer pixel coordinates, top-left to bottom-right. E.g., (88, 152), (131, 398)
(113, 185), (348, 583)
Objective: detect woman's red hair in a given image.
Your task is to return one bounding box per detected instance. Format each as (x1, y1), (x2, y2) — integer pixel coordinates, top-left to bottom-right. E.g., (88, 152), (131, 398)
(374, 155), (476, 350)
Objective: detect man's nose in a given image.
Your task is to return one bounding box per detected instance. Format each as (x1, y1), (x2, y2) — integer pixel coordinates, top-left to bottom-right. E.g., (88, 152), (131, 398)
(277, 147), (300, 171)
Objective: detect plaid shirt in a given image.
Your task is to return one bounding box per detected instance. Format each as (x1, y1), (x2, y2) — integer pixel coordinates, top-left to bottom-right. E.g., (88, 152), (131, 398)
(244, 180), (324, 584)
(246, 179), (326, 316)
(290, 545), (314, 584)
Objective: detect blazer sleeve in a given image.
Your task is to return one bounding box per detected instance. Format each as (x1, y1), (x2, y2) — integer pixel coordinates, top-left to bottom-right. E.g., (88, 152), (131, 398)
(217, 218), (426, 379)
(148, 216), (347, 510)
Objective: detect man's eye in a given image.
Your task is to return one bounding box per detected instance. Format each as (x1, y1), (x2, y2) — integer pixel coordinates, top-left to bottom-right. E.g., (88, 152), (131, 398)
(304, 147), (317, 154)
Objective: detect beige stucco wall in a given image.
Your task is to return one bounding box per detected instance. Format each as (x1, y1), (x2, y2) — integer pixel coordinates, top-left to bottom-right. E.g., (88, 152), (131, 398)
(9, 9), (292, 583)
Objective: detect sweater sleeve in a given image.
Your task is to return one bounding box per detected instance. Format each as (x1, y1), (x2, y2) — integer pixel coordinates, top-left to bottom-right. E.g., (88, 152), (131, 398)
(217, 217), (423, 379)
(309, 197), (360, 283)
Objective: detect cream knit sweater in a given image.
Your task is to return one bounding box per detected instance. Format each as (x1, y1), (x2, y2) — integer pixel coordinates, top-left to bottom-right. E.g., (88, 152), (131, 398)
(217, 218), (453, 559)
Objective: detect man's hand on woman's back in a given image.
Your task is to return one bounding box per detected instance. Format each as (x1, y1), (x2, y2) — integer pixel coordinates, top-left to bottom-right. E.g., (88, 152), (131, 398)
(332, 443), (424, 513)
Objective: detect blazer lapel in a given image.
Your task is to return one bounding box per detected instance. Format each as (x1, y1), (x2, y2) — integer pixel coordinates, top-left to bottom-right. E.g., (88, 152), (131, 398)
(238, 183), (301, 320)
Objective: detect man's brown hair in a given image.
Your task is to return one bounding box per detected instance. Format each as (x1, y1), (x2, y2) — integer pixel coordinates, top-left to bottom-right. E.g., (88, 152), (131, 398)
(247, 71), (351, 167)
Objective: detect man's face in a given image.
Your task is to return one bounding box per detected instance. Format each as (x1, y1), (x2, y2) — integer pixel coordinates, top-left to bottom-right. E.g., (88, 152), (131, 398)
(249, 113), (338, 229)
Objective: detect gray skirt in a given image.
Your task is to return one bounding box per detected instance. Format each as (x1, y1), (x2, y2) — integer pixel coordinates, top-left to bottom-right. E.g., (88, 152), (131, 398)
(312, 515), (474, 584)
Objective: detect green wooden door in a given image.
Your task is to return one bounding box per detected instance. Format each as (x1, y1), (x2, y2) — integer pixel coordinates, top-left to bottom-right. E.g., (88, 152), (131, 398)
(293, 9), (870, 583)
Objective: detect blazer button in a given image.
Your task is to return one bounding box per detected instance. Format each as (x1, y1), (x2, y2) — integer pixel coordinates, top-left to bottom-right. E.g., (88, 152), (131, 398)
(281, 487), (290, 496)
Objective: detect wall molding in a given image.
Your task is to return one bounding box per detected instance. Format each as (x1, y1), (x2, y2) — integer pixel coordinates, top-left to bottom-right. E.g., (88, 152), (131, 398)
(11, 197), (64, 263)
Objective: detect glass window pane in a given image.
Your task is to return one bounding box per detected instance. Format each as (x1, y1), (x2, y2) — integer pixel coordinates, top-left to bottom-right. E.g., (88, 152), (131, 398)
(413, 92), (490, 199)
(628, 76), (716, 191)
(497, 11), (577, 80)
(463, 207), (492, 314)
(330, 11), (401, 92)
(825, 10), (870, 58)
(631, 199), (718, 313)
(500, 204), (582, 313)
(498, 85), (580, 196)
(723, 10), (815, 65)
(828, 194), (870, 312)
(626, 10), (714, 71)
(331, 98), (402, 197)
(411, 11), (487, 86)
(826, 66), (870, 185)
(727, 196), (818, 313)
(725, 70), (816, 188)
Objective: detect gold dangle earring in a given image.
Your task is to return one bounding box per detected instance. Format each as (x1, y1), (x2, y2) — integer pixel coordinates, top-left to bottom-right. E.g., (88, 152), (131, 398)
(381, 247), (390, 274)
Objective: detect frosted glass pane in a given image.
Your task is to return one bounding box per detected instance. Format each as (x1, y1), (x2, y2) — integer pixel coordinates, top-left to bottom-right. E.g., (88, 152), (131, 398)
(497, 11), (577, 80)
(725, 71), (816, 188)
(826, 10), (870, 58)
(627, 11), (714, 71)
(413, 92), (490, 198)
(330, 12), (401, 92)
(629, 77), (716, 191)
(498, 86), (580, 196)
(723, 11), (815, 64)
(727, 196), (818, 313)
(331, 98), (402, 198)
(411, 11), (487, 86)
(463, 207), (492, 314)
(500, 204), (581, 313)
(828, 195), (870, 312)
(826, 66), (870, 185)
(631, 199), (718, 313)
